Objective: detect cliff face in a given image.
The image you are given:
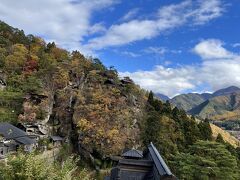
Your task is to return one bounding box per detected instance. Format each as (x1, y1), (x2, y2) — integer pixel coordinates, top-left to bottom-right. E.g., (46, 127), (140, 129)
(0, 21), (147, 160)
(49, 67), (147, 157)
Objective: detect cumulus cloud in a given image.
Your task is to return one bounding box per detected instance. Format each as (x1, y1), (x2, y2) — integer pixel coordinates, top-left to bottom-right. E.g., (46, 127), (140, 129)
(87, 0), (225, 50)
(120, 65), (196, 97)
(193, 39), (236, 59)
(87, 20), (159, 49)
(120, 39), (240, 97)
(0, 0), (117, 54)
(0, 0), (225, 53)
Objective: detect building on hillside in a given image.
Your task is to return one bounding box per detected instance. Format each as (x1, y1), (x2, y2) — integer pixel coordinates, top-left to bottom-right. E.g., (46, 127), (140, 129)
(0, 122), (37, 159)
(17, 122), (48, 139)
(105, 143), (177, 180)
(50, 135), (64, 147)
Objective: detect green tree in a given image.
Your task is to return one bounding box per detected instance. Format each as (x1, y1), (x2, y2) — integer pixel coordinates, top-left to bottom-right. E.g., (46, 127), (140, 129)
(4, 44), (28, 74)
(216, 133), (225, 144)
(162, 100), (172, 114)
(0, 152), (90, 180)
(171, 141), (240, 180)
(147, 91), (154, 106)
(198, 120), (212, 141)
(182, 118), (201, 146)
(142, 111), (161, 145)
(0, 47), (7, 68)
(142, 111), (179, 159)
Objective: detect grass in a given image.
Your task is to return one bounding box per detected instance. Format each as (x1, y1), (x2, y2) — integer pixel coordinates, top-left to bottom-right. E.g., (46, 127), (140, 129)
(0, 107), (18, 123)
(0, 90), (23, 123)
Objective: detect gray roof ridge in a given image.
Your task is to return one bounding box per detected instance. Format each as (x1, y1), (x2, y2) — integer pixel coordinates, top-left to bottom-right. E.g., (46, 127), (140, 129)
(148, 142), (172, 176)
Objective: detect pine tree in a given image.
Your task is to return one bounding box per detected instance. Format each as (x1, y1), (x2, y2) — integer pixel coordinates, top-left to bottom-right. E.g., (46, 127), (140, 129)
(171, 141), (240, 180)
(198, 120), (212, 140)
(216, 133), (225, 144)
(147, 91), (154, 106)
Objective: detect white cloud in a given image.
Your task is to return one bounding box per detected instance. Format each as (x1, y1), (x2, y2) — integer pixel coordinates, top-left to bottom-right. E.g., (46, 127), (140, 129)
(121, 51), (140, 58)
(192, 0), (224, 24)
(233, 43), (240, 48)
(87, 0), (225, 50)
(0, 0), (225, 53)
(120, 65), (196, 97)
(0, 0), (117, 54)
(144, 47), (167, 55)
(88, 22), (107, 35)
(120, 39), (240, 97)
(144, 46), (182, 56)
(121, 8), (140, 21)
(193, 39), (236, 59)
(164, 61), (172, 66)
(200, 59), (240, 90)
(87, 20), (159, 49)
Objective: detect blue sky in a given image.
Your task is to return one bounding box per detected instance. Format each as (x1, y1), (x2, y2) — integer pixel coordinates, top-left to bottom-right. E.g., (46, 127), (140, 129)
(0, 0), (240, 97)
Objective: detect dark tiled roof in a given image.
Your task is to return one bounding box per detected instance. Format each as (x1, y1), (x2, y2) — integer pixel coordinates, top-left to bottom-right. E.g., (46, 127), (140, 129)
(122, 149), (143, 158)
(0, 123), (36, 145)
(148, 142), (173, 177)
(50, 135), (63, 141)
(107, 143), (177, 180)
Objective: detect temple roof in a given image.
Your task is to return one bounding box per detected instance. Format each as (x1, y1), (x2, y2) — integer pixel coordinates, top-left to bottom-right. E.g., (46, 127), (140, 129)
(0, 123), (36, 145)
(148, 142), (173, 177)
(121, 149), (143, 158)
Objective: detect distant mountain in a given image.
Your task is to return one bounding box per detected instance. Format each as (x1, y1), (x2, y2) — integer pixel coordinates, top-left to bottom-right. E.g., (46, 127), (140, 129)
(155, 93), (170, 101)
(212, 86), (240, 97)
(201, 93), (213, 100)
(169, 86), (240, 121)
(170, 93), (212, 111)
(189, 92), (240, 120)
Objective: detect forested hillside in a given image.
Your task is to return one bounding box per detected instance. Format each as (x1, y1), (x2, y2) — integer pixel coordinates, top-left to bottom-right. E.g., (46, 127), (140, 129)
(1, 21), (240, 179)
(165, 86), (240, 121)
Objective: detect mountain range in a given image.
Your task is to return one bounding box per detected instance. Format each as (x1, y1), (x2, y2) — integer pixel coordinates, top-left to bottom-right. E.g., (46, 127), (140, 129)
(157, 86), (240, 121)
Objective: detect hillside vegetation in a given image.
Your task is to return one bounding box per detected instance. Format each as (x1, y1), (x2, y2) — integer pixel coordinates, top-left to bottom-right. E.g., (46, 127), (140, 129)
(1, 21), (240, 179)
(170, 93), (209, 111)
(210, 123), (240, 147)
(166, 86), (240, 121)
(190, 93), (240, 120)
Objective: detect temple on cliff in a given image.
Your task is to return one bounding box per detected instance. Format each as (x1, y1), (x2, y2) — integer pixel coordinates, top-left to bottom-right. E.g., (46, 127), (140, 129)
(105, 142), (177, 180)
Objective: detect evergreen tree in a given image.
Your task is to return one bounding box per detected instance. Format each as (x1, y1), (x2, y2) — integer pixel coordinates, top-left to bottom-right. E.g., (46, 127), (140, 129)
(152, 99), (163, 112)
(236, 147), (240, 160)
(216, 133), (225, 144)
(162, 100), (172, 114)
(182, 118), (201, 145)
(147, 91), (154, 106)
(142, 111), (161, 145)
(198, 120), (212, 140)
(171, 141), (240, 180)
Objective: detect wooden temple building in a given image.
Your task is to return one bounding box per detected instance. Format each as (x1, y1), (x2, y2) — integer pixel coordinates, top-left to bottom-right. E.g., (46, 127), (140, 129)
(105, 143), (177, 180)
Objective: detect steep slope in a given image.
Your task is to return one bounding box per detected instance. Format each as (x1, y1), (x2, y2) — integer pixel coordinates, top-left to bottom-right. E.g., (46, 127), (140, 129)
(155, 93), (170, 101)
(213, 86), (240, 97)
(170, 93), (210, 111)
(170, 86), (240, 114)
(189, 93), (240, 120)
(210, 123), (240, 147)
(0, 21), (147, 158)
